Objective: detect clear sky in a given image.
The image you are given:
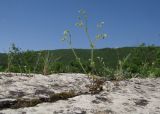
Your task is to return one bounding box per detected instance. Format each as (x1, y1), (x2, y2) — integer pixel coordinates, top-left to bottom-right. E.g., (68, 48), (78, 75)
(0, 0), (160, 52)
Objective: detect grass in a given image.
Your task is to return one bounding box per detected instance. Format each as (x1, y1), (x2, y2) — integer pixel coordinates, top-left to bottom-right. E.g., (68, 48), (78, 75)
(0, 45), (160, 78)
(43, 51), (50, 75)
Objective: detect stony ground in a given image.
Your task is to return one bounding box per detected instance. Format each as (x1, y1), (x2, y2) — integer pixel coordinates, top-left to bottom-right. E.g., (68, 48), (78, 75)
(0, 73), (160, 114)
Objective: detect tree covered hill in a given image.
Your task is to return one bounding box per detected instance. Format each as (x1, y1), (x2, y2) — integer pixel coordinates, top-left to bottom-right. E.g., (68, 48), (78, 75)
(0, 47), (133, 71)
(0, 46), (160, 77)
(47, 47), (134, 68)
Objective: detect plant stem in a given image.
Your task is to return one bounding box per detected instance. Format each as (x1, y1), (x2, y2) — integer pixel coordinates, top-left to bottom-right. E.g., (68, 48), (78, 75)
(69, 45), (87, 74)
(84, 25), (95, 73)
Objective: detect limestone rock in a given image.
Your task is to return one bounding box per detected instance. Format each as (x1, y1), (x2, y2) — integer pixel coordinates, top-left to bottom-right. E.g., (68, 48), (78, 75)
(0, 73), (160, 114)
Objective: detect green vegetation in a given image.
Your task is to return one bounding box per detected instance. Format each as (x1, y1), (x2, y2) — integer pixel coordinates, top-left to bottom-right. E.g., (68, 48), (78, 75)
(123, 44), (160, 78)
(0, 43), (160, 79)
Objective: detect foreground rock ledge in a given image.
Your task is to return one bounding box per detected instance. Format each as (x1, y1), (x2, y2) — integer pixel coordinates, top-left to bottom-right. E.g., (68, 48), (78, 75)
(0, 73), (160, 114)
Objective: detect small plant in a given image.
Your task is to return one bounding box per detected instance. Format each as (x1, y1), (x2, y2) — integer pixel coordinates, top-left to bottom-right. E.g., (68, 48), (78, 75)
(75, 9), (107, 75)
(62, 30), (87, 74)
(6, 50), (13, 73)
(96, 56), (115, 80)
(5, 43), (22, 73)
(43, 51), (51, 75)
(62, 9), (107, 78)
(61, 9), (108, 93)
(33, 52), (41, 74)
(42, 51), (60, 75)
(114, 53), (131, 80)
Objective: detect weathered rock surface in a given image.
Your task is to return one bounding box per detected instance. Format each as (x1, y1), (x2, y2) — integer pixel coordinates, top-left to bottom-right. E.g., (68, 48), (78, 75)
(0, 73), (160, 114)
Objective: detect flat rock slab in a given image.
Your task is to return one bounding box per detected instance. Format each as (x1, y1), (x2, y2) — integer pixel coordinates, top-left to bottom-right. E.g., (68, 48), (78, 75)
(0, 73), (160, 114)
(0, 73), (91, 99)
(0, 73), (92, 110)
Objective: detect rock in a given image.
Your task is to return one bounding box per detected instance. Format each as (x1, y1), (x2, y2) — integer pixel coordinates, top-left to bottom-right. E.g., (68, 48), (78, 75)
(0, 73), (92, 110)
(0, 73), (160, 114)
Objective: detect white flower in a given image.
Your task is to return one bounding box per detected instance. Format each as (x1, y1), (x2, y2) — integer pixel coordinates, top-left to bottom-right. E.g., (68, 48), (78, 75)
(63, 30), (70, 36)
(97, 56), (100, 59)
(78, 9), (86, 15)
(97, 21), (105, 28)
(96, 33), (107, 40)
(75, 21), (84, 28)
(103, 33), (107, 38)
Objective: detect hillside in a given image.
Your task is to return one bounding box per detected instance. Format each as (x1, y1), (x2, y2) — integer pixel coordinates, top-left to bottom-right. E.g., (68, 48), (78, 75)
(0, 46), (160, 78)
(0, 47), (134, 69)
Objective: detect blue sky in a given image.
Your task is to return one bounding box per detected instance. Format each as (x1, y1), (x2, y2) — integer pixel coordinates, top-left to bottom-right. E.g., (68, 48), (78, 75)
(0, 0), (160, 52)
